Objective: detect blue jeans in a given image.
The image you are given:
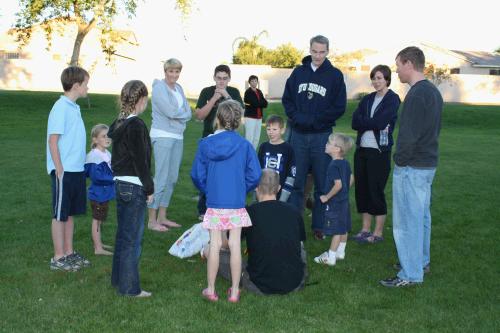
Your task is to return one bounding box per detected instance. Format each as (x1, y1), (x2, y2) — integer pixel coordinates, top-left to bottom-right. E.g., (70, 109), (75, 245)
(111, 181), (146, 296)
(392, 166), (436, 282)
(289, 130), (331, 231)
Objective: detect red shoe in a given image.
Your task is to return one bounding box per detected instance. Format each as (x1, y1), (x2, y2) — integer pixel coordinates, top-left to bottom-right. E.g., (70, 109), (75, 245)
(227, 288), (240, 303)
(202, 288), (218, 302)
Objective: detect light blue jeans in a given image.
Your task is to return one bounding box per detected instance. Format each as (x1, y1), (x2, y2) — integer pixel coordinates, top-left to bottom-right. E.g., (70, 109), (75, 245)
(148, 137), (184, 209)
(392, 165), (436, 282)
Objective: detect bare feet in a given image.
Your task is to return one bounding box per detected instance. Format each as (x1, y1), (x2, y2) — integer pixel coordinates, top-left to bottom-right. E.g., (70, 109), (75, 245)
(95, 248), (113, 256)
(158, 219), (182, 228)
(148, 222), (168, 232)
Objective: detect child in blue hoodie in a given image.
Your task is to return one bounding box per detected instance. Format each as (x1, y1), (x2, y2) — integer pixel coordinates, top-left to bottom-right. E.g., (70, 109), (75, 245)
(191, 100), (261, 303)
(85, 124), (115, 255)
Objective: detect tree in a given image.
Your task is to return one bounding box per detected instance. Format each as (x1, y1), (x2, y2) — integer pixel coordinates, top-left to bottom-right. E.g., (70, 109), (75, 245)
(424, 63), (451, 86)
(233, 32), (303, 68)
(267, 43), (302, 68)
(13, 0), (192, 66)
(495, 47), (500, 54)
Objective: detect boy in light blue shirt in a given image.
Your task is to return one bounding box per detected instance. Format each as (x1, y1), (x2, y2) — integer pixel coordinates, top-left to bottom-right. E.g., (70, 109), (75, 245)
(47, 66), (91, 272)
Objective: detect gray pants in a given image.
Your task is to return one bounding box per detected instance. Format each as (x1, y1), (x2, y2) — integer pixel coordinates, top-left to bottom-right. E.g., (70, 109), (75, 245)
(148, 137), (183, 209)
(218, 245), (307, 295)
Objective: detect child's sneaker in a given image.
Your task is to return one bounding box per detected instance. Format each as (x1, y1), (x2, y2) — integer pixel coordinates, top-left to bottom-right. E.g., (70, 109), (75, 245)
(66, 252), (91, 268)
(50, 257), (77, 272)
(314, 251), (336, 266)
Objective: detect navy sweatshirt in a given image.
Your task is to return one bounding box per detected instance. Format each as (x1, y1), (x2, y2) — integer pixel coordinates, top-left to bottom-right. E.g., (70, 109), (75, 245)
(282, 56), (346, 133)
(351, 89), (400, 151)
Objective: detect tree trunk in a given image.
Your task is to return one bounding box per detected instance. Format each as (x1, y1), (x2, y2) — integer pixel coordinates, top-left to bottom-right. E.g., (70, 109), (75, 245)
(69, 13), (98, 66)
(69, 30), (86, 66)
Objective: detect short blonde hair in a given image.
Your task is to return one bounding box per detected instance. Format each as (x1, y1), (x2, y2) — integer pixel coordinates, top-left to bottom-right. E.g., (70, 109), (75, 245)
(258, 169), (280, 196)
(163, 58), (182, 71)
(329, 133), (354, 156)
(90, 124), (109, 148)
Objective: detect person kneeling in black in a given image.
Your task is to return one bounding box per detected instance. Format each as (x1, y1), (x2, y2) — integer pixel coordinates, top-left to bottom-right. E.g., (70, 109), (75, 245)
(213, 168), (307, 295)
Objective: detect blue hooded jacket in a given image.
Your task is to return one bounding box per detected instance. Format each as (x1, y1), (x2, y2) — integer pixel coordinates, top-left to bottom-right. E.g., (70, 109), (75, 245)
(282, 55), (347, 133)
(191, 131), (261, 209)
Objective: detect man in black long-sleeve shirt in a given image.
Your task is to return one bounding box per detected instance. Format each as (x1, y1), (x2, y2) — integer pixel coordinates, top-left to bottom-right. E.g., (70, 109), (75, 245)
(215, 169), (307, 295)
(380, 46), (443, 288)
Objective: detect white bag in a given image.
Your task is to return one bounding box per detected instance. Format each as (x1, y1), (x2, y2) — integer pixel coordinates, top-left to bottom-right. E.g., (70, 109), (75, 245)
(168, 223), (210, 259)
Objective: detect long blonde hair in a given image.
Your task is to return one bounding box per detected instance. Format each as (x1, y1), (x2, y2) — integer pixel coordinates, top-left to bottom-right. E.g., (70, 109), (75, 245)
(215, 100), (242, 131)
(118, 80), (148, 120)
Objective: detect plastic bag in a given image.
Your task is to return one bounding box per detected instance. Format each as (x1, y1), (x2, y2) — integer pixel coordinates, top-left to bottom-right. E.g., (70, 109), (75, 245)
(168, 223), (210, 259)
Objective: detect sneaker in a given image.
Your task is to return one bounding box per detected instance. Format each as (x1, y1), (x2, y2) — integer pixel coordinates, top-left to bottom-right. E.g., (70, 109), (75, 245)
(314, 251), (336, 266)
(379, 276), (417, 288)
(313, 230), (325, 240)
(393, 262), (430, 274)
(66, 252), (91, 268)
(50, 257), (77, 272)
(336, 252), (345, 260)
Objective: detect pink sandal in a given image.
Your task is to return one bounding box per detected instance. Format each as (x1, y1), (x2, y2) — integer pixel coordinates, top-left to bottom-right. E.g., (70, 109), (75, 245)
(202, 288), (218, 302)
(227, 288), (240, 303)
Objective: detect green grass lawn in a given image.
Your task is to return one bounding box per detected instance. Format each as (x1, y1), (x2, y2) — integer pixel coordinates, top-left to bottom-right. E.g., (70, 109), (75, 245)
(0, 90), (499, 332)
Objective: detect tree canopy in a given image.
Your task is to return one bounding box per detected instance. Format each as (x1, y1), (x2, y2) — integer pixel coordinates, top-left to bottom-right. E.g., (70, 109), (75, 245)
(14, 0), (192, 66)
(233, 32), (303, 68)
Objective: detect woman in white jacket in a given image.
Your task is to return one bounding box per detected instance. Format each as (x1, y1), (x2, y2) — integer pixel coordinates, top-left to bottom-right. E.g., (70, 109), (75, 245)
(148, 58), (192, 232)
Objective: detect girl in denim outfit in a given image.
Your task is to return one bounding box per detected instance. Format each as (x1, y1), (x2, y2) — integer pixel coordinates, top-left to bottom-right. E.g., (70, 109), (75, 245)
(191, 100), (261, 303)
(108, 80), (154, 297)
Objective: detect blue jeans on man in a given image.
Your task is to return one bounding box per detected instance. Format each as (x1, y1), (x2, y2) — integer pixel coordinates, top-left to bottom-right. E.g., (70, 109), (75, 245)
(289, 130), (331, 232)
(111, 181), (146, 296)
(392, 165), (436, 283)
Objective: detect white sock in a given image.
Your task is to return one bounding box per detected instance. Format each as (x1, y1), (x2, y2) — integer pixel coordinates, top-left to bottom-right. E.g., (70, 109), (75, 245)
(338, 242), (347, 254)
(328, 250), (336, 258)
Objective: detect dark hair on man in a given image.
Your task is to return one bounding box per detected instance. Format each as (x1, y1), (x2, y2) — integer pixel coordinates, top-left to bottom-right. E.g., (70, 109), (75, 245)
(370, 64), (392, 87)
(266, 115), (285, 128)
(248, 75), (258, 82)
(214, 64), (231, 77)
(310, 35), (329, 51)
(258, 168), (280, 196)
(60, 66), (89, 92)
(396, 46), (425, 72)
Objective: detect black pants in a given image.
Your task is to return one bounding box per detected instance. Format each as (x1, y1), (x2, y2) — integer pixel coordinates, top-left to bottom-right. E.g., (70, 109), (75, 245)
(354, 148), (391, 216)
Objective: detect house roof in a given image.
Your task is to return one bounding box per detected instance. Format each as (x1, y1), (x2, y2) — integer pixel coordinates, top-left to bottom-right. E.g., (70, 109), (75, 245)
(450, 50), (500, 68)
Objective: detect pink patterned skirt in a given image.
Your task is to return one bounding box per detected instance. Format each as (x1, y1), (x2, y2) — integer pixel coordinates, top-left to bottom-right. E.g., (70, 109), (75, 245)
(202, 208), (252, 230)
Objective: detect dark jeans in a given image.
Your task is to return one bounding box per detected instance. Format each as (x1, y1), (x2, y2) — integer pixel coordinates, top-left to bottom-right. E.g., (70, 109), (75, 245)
(197, 192), (206, 216)
(111, 181), (146, 296)
(354, 148), (391, 215)
(289, 129), (331, 231)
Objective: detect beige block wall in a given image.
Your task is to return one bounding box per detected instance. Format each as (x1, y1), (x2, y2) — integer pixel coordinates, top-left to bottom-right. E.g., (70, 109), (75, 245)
(1, 60), (499, 105)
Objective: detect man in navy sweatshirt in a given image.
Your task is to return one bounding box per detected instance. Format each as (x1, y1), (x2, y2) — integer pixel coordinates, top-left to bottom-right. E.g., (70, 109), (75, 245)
(282, 35), (346, 240)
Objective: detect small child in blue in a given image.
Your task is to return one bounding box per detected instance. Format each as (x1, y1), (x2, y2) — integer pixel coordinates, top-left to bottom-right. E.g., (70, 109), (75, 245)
(257, 115), (296, 202)
(85, 124), (115, 256)
(314, 133), (354, 266)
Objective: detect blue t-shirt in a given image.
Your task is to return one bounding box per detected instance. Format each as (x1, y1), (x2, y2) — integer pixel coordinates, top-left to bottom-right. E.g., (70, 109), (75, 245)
(324, 159), (351, 203)
(46, 95), (86, 174)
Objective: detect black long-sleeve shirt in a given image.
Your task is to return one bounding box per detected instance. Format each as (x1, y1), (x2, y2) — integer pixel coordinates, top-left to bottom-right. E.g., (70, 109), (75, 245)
(108, 116), (154, 195)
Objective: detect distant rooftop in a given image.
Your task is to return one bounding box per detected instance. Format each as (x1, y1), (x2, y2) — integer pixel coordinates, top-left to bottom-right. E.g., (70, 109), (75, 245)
(450, 50), (500, 68)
